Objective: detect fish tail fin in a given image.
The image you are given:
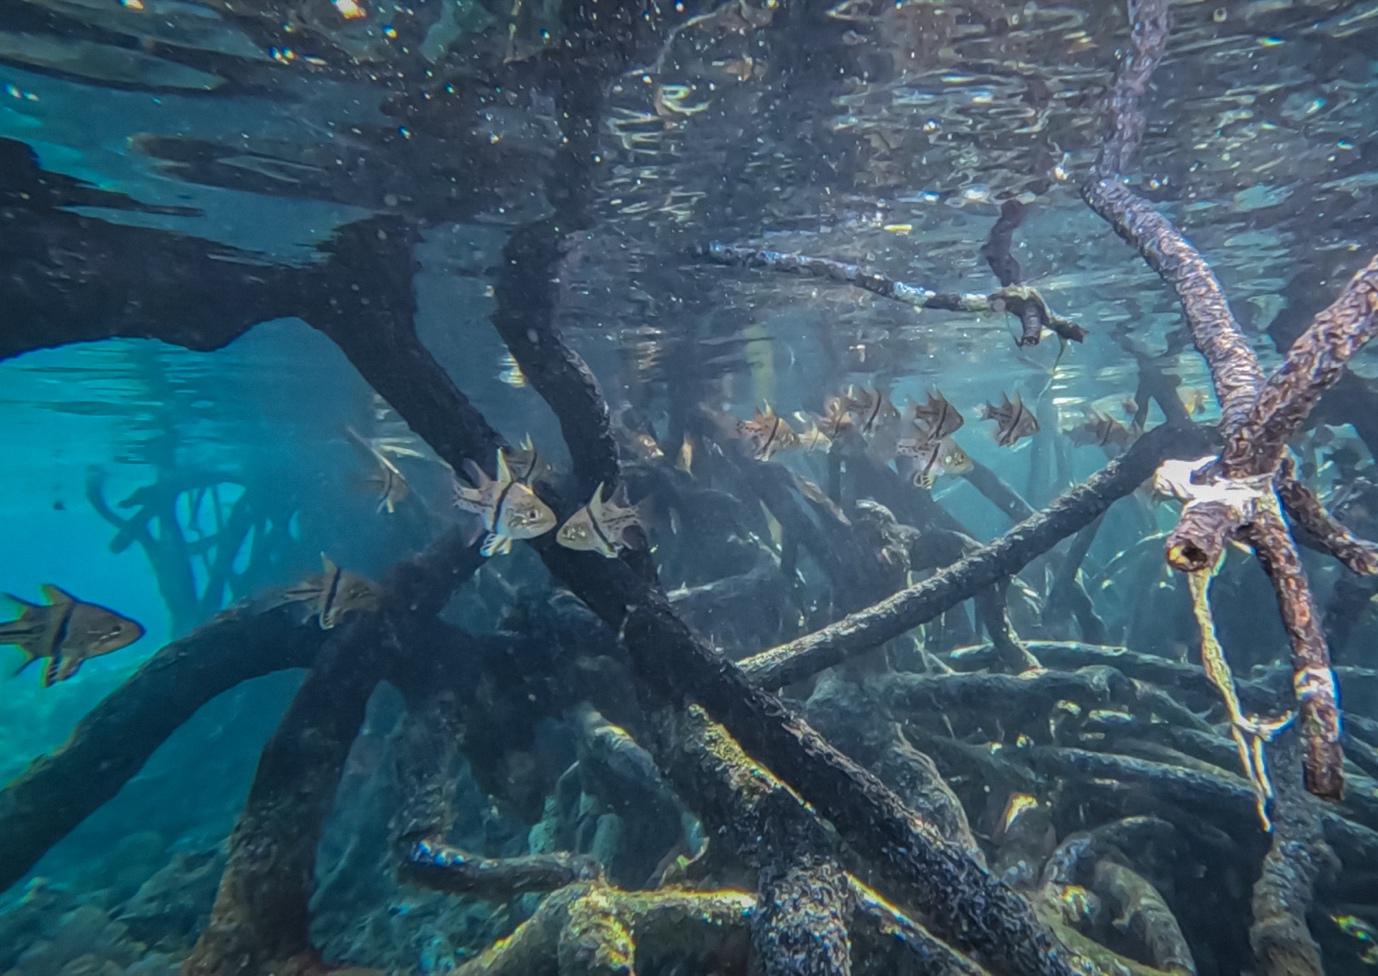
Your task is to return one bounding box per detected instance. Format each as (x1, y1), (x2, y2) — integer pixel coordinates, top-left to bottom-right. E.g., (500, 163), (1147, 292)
(0, 602), (43, 658)
(0, 621), (32, 647)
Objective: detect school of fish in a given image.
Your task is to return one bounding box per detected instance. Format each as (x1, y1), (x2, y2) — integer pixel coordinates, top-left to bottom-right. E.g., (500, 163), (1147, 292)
(0, 380), (1160, 688)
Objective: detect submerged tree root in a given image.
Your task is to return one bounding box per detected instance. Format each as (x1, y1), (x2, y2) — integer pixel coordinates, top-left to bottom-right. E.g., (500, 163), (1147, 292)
(1087, 0), (1375, 803)
(6, 7), (1374, 976)
(181, 616), (390, 976)
(0, 604), (326, 894)
(440, 881), (752, 976)
(739, 423), (1212, 688)
(1249, 736), (1338, 976)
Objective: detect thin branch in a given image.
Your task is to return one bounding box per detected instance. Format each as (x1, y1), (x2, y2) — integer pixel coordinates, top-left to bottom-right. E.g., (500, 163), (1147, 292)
(739, 423), (1211, 689)
(981, 199), (1052, 347)
(695, 242), (1086, 343)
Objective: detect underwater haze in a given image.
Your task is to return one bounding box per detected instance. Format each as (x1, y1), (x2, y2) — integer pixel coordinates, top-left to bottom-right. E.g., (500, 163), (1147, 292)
(2, 0), (1378, 974)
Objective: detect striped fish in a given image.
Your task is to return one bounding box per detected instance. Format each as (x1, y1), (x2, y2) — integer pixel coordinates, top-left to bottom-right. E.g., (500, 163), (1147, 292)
(2, 585), (144, 686)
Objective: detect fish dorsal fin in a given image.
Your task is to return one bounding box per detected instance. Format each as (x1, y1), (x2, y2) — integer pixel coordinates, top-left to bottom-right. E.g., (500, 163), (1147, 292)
(40, 584), (76, 607)
(588, 482), (608, 521)
(495, 449), (513, 485)
(461, 459), (488, 488)
(5, 592), (41, 609)
(320, 553), (338, 576)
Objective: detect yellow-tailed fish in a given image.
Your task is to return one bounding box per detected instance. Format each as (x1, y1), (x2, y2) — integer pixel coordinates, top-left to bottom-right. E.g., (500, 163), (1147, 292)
(897, 436), (973, 489)
(910, 390), (964, 441)
(982, 392), (1039, 447)
(453, 449), (558, 557)
(557, 482), (644, 558)
(738, 403), (800, 462)
(1, 585), (144, 686)
(282, 554), (381, 630)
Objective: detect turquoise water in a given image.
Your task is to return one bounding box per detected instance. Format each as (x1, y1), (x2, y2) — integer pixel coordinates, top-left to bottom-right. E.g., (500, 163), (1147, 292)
(2, 0), (1378, 974)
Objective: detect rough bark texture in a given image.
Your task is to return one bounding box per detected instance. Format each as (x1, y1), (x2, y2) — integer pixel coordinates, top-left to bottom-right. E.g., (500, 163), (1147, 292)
(1086, 0), (1358, 801)
(1242, 506), (1345, 800)
(1224, 254), (1378, 476)
(181, 617), (389, 976)
(1249, 735), (1337, 976)
(1081, 178), (1262, 434)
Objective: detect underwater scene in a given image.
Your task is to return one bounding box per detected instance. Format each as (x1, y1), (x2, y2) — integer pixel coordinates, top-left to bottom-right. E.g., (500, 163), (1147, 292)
(4, 0), (1378, 973)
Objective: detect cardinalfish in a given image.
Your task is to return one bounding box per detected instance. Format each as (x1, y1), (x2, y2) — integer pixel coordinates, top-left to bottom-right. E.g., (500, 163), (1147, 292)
(453, 449), (559, 557)
(1066, 411), (1134, 451)
(675, 435), (695, 476)
(624, 430), (665, 461)
(283, 554), (381, 630)
(346, 427), (411, 515)
(818, 395), (855, 439)
(982, 392), (1039, 447)
(557, 482), (645, 558)
(502, 435), (552, 486)
(1, 585), (144, 686)
(897, 437), (973, 489)
(845, 386), (902, 458)
(844, 386), (901, 440)
(612, 407), (666, 462)
(909, 390), (964, 442)
(791, 412), (833, 453)
(738, 403), (800, 461)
